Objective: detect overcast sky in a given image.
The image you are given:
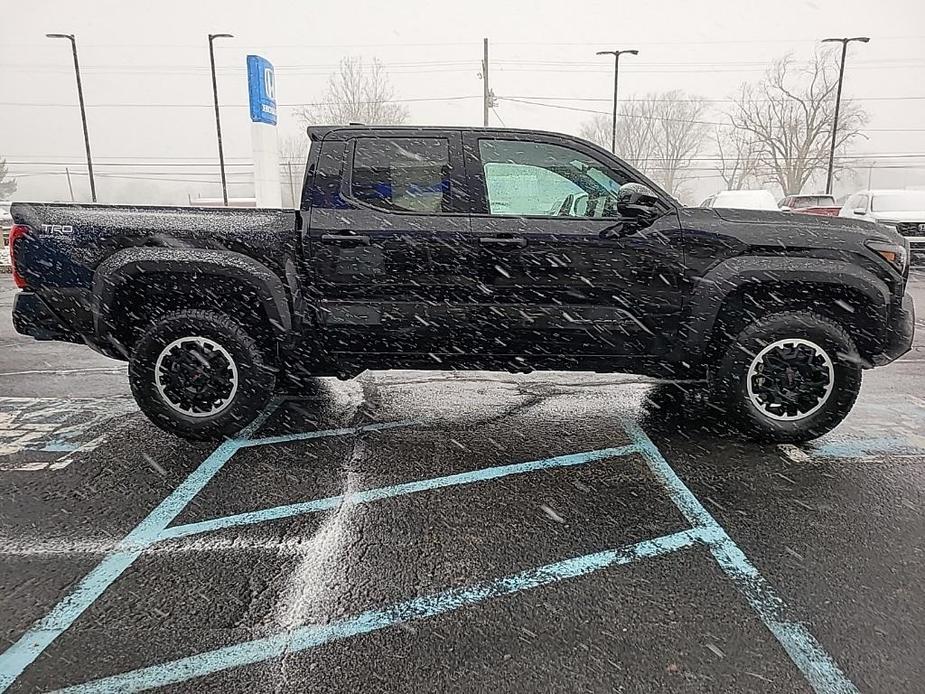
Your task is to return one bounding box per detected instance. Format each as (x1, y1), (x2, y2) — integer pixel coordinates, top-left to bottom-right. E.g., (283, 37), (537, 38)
(1, 0), (924, 205)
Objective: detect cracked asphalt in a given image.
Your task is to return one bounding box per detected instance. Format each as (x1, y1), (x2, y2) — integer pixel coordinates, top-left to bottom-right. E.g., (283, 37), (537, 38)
(1, 274), (924, 693)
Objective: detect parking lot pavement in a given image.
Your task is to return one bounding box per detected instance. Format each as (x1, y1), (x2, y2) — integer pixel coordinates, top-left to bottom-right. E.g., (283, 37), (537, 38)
(1, 274), (924, 693)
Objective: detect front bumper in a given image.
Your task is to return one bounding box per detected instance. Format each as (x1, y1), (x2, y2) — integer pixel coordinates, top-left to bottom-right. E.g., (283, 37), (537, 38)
(872, 291), (915, 366)
(12, 291), (82, 343)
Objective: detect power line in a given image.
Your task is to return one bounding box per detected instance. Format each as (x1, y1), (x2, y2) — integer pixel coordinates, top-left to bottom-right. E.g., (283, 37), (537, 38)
(500, 94), (925, 104)
(500, 97), (925, 133)
(491, 107), (507, 127)
(0, 95), (480, 108)
(4, 35), (924, 49)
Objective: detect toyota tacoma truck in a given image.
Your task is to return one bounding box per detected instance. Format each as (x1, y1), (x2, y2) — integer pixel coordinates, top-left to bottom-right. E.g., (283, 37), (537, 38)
(9, 125), (915, 442)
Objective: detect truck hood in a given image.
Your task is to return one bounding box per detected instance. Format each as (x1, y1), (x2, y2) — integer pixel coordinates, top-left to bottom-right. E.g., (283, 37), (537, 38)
(705, 206), (902, 247)
(872, 211), (925, 223)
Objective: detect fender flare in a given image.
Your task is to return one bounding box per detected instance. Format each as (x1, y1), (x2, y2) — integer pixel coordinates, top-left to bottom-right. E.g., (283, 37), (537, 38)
(92, 247), (292, 340)
(684, 256), (890, 352)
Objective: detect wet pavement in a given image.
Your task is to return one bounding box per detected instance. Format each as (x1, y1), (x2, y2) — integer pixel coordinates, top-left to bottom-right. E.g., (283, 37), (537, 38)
(0, 274), (923, 693)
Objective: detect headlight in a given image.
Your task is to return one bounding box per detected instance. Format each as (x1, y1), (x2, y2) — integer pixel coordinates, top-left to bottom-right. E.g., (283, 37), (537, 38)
(866, 239), (907, 273)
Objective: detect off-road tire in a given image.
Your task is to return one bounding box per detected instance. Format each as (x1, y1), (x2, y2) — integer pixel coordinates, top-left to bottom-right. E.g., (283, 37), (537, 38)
(129, 309), (275, 441)
(715, 311), (861, 443)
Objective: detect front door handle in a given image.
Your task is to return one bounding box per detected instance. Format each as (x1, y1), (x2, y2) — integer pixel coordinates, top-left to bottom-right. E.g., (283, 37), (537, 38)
(320, 233), (371, 246)
(479, 236), (527, 248)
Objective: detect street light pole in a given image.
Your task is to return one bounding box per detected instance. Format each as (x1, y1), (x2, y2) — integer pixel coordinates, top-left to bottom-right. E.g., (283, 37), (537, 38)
(822, 36), (869, 195)
(596, 49), (638, 153)
(208, 33), (234, 206)
(47, 33), (96, 202)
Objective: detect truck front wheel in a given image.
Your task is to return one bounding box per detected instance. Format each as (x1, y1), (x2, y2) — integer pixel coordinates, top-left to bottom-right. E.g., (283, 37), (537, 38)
(129, 310), (276, 441)
(715, 311), (862, 443)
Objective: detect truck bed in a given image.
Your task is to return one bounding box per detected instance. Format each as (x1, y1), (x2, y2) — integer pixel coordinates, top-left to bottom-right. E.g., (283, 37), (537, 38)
(9, 202), (299, 345)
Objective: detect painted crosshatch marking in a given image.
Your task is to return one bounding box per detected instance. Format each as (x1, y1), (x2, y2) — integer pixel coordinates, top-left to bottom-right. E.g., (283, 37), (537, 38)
(0, 401), (858, 693)
(0, 396), (135, 470)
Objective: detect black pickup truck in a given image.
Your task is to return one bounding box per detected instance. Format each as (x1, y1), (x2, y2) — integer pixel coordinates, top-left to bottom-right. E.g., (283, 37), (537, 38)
(9, 125), (914, 442)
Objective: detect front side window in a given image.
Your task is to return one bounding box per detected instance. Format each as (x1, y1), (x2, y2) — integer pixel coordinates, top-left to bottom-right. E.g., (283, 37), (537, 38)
(478, 139), (627, 218)
(351, 137), (452, 213)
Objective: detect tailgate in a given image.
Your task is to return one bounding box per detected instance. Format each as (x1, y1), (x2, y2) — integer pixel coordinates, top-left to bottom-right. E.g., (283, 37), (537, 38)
(11, 202), (96, 290)
(799, 207), (841, 217)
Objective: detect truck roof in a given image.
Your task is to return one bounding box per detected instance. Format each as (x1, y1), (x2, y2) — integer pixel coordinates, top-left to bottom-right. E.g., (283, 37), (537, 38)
(307, 124), (593, 141)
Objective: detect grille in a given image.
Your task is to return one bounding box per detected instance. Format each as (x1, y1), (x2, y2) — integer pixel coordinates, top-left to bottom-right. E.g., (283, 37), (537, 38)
(895, 222), (925, 237)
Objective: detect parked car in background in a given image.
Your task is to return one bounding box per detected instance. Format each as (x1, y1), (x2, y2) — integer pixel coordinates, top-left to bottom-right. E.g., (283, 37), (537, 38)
(778, 194), (841, 216)
(1, 202), (12, 249)
(700, 189), (779, 211)
(840, 189), (925, 261)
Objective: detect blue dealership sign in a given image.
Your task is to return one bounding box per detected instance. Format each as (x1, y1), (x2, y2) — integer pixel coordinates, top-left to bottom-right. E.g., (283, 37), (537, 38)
(247, 55), (277, 126)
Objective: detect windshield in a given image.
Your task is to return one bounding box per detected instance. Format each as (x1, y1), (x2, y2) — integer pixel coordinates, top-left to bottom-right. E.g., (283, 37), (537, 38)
(872, 192), (925, 212)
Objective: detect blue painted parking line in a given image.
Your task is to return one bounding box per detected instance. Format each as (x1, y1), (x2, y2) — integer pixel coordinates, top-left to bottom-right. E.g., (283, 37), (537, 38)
(622, 420), (859, 694)
(156, 443), (640, 542)
(0, 411), (860, 694)
(236, 419), (415, 449)
(52, 529), (705, 694)
(811, 436), (925, 458)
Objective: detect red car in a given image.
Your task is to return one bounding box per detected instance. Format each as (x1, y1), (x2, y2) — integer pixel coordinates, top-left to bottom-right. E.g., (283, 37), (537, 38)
(778, 194), (841, 216)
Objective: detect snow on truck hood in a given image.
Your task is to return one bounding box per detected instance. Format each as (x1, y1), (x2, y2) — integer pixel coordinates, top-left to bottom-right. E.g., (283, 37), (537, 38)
(709, 206), (902, 244)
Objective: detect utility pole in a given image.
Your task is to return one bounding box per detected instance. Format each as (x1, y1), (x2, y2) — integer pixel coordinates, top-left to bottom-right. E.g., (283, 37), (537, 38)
(822, 36), (869, 195)
(65, 168), (75, 201)
(596, 49), (638, 153)
(482, 38), (490, 127)
(208, 33), (234, 205)
(47, 33), (96, 202)
(287, 161), (297, 207)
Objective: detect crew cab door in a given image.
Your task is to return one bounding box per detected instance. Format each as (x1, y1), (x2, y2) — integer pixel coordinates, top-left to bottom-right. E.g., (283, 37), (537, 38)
(307, 130), (478, 356)
(463, 131), (685, 359)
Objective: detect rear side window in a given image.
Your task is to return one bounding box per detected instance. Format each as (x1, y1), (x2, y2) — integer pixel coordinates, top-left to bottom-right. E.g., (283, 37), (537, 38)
(351, 137), (452, 213)
(794, 196), (835, 207)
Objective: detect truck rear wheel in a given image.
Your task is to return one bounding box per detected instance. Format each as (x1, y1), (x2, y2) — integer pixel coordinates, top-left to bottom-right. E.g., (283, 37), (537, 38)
(129, 310), (275, 441)
(715, 311), (861, 443)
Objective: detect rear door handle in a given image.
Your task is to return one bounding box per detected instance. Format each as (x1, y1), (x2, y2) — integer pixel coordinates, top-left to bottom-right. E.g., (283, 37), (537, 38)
(479, 236), (527, 248)
(320, 233), (371, 246)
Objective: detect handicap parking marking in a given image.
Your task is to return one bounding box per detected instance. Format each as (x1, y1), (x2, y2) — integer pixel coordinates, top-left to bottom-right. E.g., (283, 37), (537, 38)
(157, 443), (640, 543)
(621, 421), (858, 694)
(777, 394), (925, 463)
(0, 396), (136, 470)
(0, 408), (859, 694)
(52, 530), (705, 694)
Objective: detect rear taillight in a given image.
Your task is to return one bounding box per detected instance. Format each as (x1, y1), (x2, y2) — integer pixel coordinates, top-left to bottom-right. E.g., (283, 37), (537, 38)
(8, 224), (29, 289)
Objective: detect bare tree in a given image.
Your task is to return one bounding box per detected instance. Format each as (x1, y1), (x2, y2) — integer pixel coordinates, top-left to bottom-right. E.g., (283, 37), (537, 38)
(0, 157), (16, 199)
(579, 92), (708, 196)
(578, 114), (612, 150)
(578, 101), (654, 172)
(641, 91), (710, 197)
(729, 50), (867, 195)
(298, 57), (409, 126)
(277, 134), (308, 207)
(713, 125), (762, 190)
(278, 133), (307, 165)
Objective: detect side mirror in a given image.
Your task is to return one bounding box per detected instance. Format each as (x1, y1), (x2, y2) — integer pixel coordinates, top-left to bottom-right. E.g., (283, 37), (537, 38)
(780, 205), (792, 212)
(616, 183), (660, 226)
(853, 207), (866, 215)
